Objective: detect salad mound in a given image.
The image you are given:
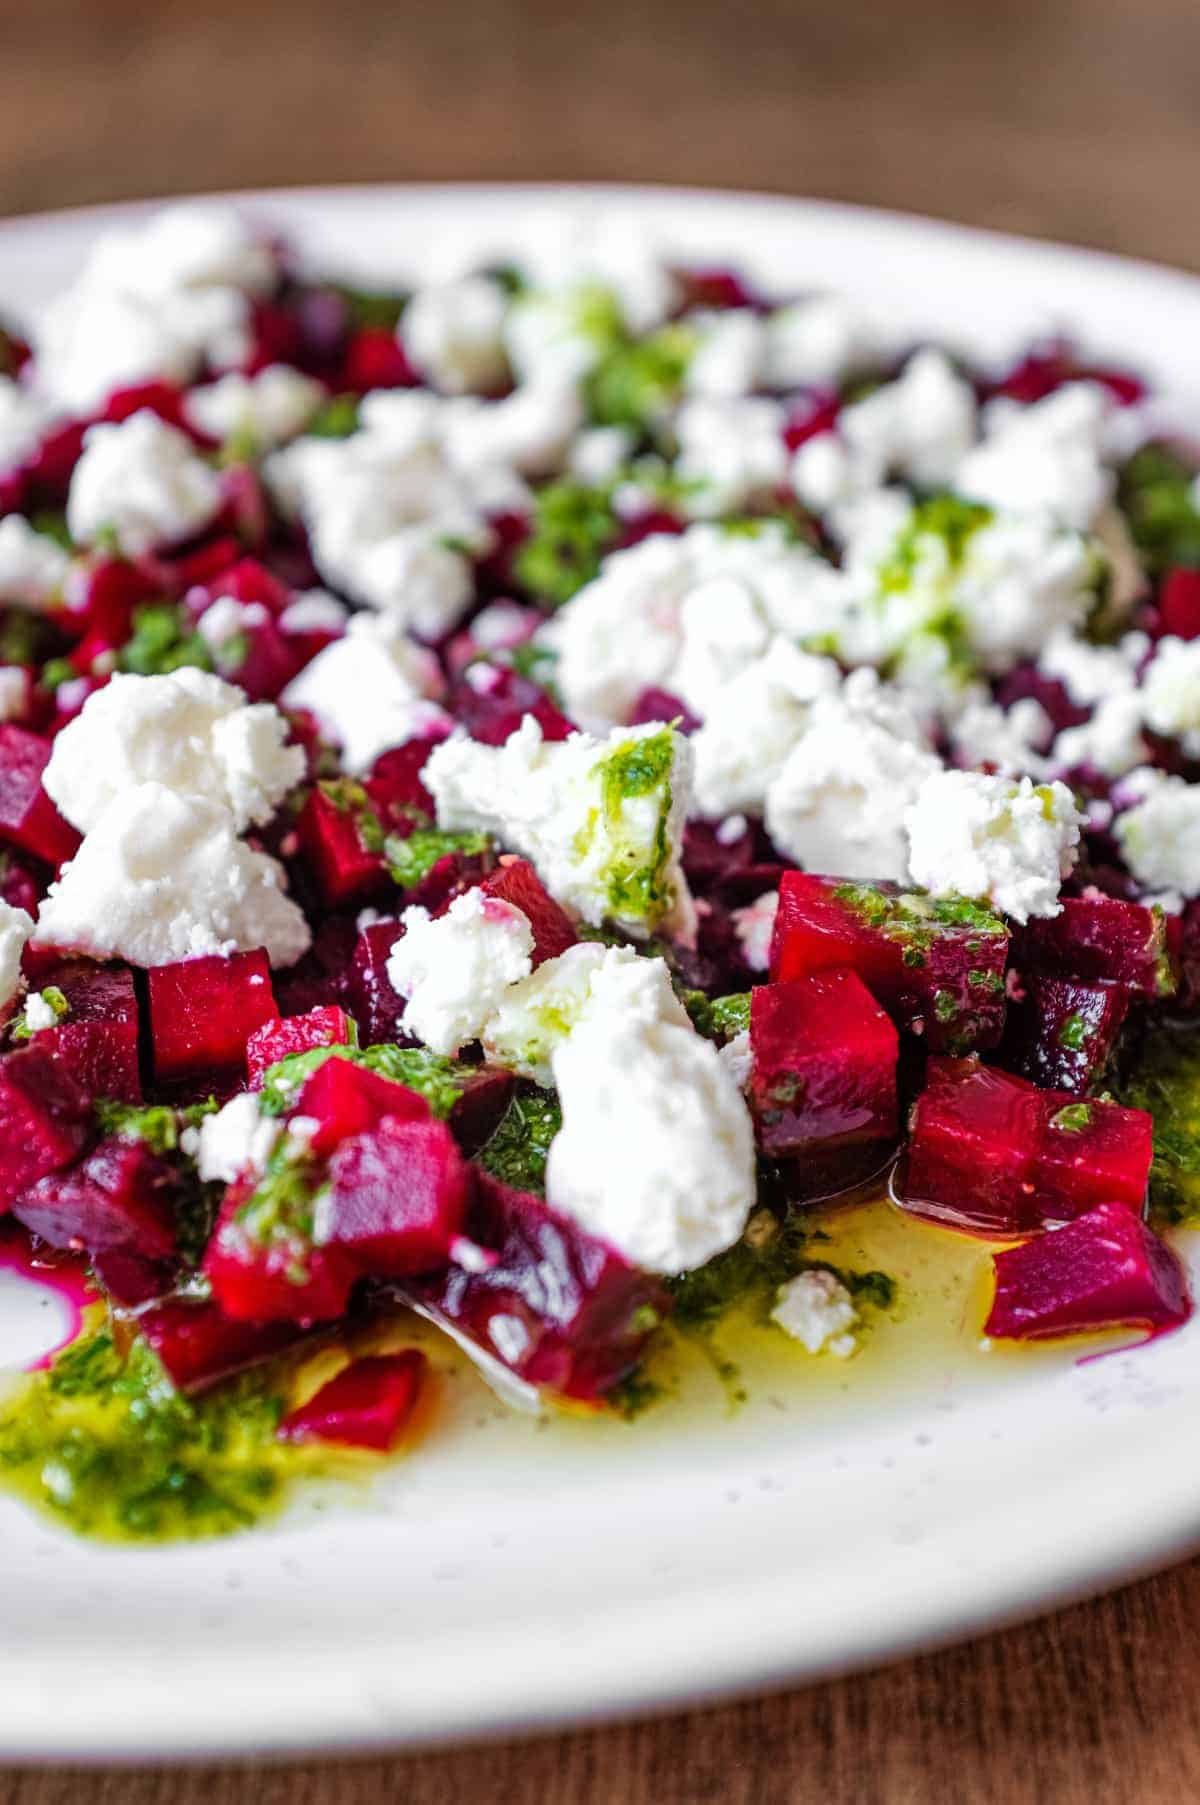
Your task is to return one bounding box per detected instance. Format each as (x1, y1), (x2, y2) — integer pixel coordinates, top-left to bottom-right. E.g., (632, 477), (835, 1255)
(0, 202), (1195, 1540)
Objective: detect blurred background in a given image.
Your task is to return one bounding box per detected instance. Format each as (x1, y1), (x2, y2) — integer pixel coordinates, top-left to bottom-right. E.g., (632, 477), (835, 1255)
(2, 0), (1198, 266)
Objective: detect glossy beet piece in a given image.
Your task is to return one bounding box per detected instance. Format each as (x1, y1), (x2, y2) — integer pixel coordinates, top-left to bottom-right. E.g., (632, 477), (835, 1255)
(0, 725), (80, 867)
(450, 665), (574, 747)
(771, 873), (1009, 1053)
(295, 784), (387, 907)
(33, 960), (142, 1101)
(137, 1297), (304, 1393)
(0, 848), (41, 917)
(1034, 1095), (1154, 1218)
(448, 1065), (514, 1157)
(1160, 568), (1200, 642)
(345, 918), (409, 1045)
(342, 324), (416, 392)
(13, 1138), (177, 1261)
(322, 1118), (468, 1275)
(203, 1177), (358, 1325)
(0, 1045), (93, 1209)
(478, 857), (577, 965)
(209, 609), (303, 703)
(749, 971), (898, 1155)
(278, 1351), (425, 1450)
(294, 1054), (429, 1157)
(985, 1204), (1190, 1342)
(364, 737), (443, 820)
(148, 949), (278, 1084)
(1005, 973), (1130, 1095)
(413, 1173), (668, 1402)
(1017, 894), (1180, 999)
(246, 1005), (355, 1087)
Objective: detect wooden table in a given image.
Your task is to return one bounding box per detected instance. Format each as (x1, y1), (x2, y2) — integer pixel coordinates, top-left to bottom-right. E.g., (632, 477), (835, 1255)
(3, 0), (1200, 1796)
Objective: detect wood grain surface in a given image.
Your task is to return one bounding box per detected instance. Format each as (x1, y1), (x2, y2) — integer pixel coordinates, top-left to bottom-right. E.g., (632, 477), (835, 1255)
(3, 0), (1200, 1796)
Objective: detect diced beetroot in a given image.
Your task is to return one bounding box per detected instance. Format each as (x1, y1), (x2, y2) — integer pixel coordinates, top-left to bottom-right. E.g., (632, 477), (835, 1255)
(203, 1177), (359, 1324)
(0, 1045), (93, 1209)
(0, 725), (81, 867)
(13, 1138), (177, 1261)
(771, 873), (1009, 1053)
(1160, 568), (1200, 642)
(682, 818), (760, 890)
(246, 1005), (355, 1087)
(101, 379), (191, 431)
(404, 847), (493, 914)
(137, 1297), (304, 1393)
(628, 687), (701, 734)
(277, 1350), (425, 1450)
(412, 1173), (668, 1401)
(478, 857), (577, 965)
(187, 555), (291, 617)
(984, 1203), (1189, 1342)
(148, 950), (278, 1084)
(33, 960), (142, 1101)
(749, 971), (898, 1155)
(295, 784), (387, 907)
(0, 848), (42, 917)
(781, 393), (840, 451)
(676, 266), (761, 311)
(989, 345), (1144, 408)
(342, 325), (416, 392)
(210, 610), (303, 702)
(449, 665), (574, 746)
(1017, 893), (1180, 998)
(90, 1246), (175, 1307)
(1033, 1094), (1153, 1217)
(293, 1054), (429, 1157)
(322, 1117), (468, 1275)
(364, 738), (441, 819)
(1003, 972), (1130, 1095)
(345, 919), (409, 1045)
(448, 1065), (514, 1156)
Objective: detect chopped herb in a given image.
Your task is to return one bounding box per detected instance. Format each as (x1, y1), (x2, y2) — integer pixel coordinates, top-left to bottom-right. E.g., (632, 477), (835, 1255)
(1049, 1102), (1093, 1133)
(512, 477), (620, 608)
(1058, 1012), (1088, 1051)
(329, 284), (408, 333)
(683, 989), (751, 1042)
(257, 1042), (472, 1123)
(305, 393), (361, 439)
(118, 602), (212, 678)
(1118, 442), (1200, 573)
(477, 1086), (562, 1193)
(1115, 1026), (1200, 1224)
(94, 1096), (217, 1156)
(585, 323), (697, 431)
(10, 985), (69, 1039)
(589, 728), (676, 925)
(384, 826), (490, 890)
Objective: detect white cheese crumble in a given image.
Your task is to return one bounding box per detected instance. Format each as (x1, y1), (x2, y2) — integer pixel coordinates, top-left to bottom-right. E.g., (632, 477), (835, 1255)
(949, 696), (1053, 777)
(1114, 770), (1200, 896)
(1038, 627), (1147, 704)
(673, 396), (789, 517)
(66, 410), (222, 556)
(423, 716), (695, 940)
(544, 953), (756, 1274)
(0, 898), (33, 1016)
(732, 889), (780, 972)
(682, 308), (765, 399)
(955, 383), (1115, 530)
(567, 425), (635, 485)
(717, 1027), (753, 1092)
(690, 638), (843, 817)
(905, 769), (1082, 922)
(277, 589), (350, 637)
(34, 783), (311, 968)
(0, 377), (57, 475)
(43, 667), (304, 834)
(385, 889), (535, 1056)
(281, 612), (450, 773)
(192, 1091), (281, 1184)
(840, 349), (977, 489)
(0, 514), (71, 613)
(1051, 692), (1150, 778)
(762, 295), (879, 390)
(400, 276), (509, 395)
(772, 1270), (859, 1357)
(481, 941), (621, 1085)
(19, 989), (61, 1034)
(1140, 635), (1200, 755)
(183, 364), (325, 450)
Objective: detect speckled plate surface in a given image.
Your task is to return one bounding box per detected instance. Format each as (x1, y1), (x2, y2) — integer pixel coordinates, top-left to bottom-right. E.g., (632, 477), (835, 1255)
(2, 184), (1200, 1763)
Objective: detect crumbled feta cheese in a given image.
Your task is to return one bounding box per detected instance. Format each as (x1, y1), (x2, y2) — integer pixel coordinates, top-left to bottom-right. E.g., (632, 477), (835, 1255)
(0, 898), (32, 1015)
(1140, 635), (1200, 755)
(790, 432), (871, 514)
(765, 671), (941, 882)
(183, 364), (325, 450)
(840, 349), (976, 489)
(385, 889), (535, 1056)
(481, 940), (629, 1084)
(673, 396), (789, 516)
(0, 514), (70, 613)
(423, 716), (695, 939)
(84, 203), (277, 302)
(733, 889), (780, 972)
(400, 276), (509, 395)
(682, 309), (765, 398)
(281, 612), (449, 773)
(956, 383), (1114, 529)
(567, 425), (635, 485)
(19, 989), (62, 1034)
(762, 295), (878, 390)
(949, 696), (1054, 776)
(691, 639), (843, 816)
(1052, 692), (1149, 777)
(1038, 627), (1147, 704)
(44, 667), (304, 833)
(0, 377), (57, 475)
(277, 590), (349, 637)
(437, 380), (583, 481)
(1115, 769), (1200, 896)
(545, 953), (756, 1273)
(66, 410), (221, 555)
(193, 1091), (281, 1184)
(717, 1027), (754, 1092)
(0, 665), (28, 722)
(514, 210), (678, 338)
(34, 783), (311, 967)
(195, 596), (268, 657)
(905, 769), (1082, 922)
(772, 1269), (859, 1357)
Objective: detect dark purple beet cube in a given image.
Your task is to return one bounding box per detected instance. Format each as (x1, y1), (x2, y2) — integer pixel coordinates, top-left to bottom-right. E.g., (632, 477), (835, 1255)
(449, 665), (574, 746)
(1033, 1095), (1153, 1217)
(0, 1045), (93, 1210)
(148, 949), (278, 1084)
(1004, 973), (1130, 1095)
(277, 1350), (425, 1450)
(295, 784), (387, 907)
(13, 1137), (177, 1261)
(322, 1118), (468, 1276)
(203, 1175), (358, 1324)
(900, 1056), (1047, 1235)
(0, 725), (80, 868)
(448, 1065), (514, 1156)
(984, 1203), (1190, 1342)
(137, 1297), (304, 1393)
(413, 1172), (669, 1402)
(346, 918), (409, 1045)
(34, 959), (142, 1101)
(1017, 894), (1180, 999)
(478, 857), (577, 965)
(363, 737), (442, 820)
(295, 1054), (429, 1157)
(245, 1004), (354, 1087)
(749, 970), (898, 1155)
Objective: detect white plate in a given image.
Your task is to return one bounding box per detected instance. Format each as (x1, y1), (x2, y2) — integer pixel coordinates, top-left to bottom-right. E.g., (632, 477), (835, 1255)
(2, 183), (1200, 1764)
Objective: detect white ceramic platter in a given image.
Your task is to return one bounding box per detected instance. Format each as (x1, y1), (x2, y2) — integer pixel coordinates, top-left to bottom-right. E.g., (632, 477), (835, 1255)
(1, 184), (1199, 1764)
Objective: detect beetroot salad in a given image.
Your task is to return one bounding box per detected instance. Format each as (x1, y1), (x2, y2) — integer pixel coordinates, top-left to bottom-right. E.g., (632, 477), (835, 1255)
(0, 202), (1195, 1540)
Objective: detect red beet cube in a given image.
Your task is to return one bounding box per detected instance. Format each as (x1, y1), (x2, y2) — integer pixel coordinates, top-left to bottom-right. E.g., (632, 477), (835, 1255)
(364, 737), (443, 819)
(148, 949), (278, 1084)
(203, 1177), (358, 1325)
(346, 918), (409, 1045)
(1017, 894), (1180, 999)
(295, 784), (387, 907)
(294, 1054), (429, 1157)
(342, 325), (416, 392)
(1033, 1096), (1153, 1217)
(412, 1173), (669, 1402)
(0, 1045), (93, 1209)
(771, 873), (1009, 1053)
(1004, 973), (1130, 1095)
(1160, 568), (1200, 642)
(13, 1138), (177, 1261)
(210, 610), (303, 702)
(137, 1297), (303, 1393)
(187, 556), (290, 617)
(478, 857), (577, 965)
(34, 960), (142, 1101)
(277, 1350), (425, 1450)
(450, 665), (574, 747)
(322, 1118), (467, 1275)
(448, 1065), (514, 1156)
(984, 1204), (1190, 1342)
(0, 725), (80, 867)
(246, 1005), (354, 1087)
(749, 970), (898, 1155)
